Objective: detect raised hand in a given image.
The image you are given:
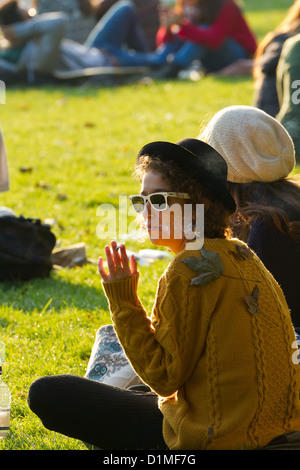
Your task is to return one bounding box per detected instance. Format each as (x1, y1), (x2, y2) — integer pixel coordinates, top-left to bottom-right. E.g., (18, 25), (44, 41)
(98, 240), (138, 283)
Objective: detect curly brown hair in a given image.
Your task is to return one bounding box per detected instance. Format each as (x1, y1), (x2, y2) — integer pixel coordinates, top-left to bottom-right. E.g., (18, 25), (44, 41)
(135, 155), (232, 239)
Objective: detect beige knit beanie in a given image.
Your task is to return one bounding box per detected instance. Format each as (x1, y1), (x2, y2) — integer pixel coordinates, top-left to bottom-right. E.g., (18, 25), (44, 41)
(199, 105), (295, 183)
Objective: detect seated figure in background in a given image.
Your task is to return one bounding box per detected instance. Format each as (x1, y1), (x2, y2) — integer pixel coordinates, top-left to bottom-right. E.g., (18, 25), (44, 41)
(0, 0), (160, 81)
(94, 0), (160, 51)
(253, 0), (300, 117)
(152, 0), (257, 78)
(276, 32), (300, 163)
(33, 0), (97, 44)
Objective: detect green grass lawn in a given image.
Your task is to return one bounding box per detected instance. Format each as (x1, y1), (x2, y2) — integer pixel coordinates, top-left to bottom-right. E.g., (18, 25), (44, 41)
(0, 0), (299, 451)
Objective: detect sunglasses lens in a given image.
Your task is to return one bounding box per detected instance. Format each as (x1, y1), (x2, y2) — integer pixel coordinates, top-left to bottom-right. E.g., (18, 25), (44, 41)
(131, 196), (145, 212)
(149, 194), (167, 210)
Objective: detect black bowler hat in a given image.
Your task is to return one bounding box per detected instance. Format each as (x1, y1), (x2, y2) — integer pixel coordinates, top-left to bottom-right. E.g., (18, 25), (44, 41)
(137, 138), (236, 214)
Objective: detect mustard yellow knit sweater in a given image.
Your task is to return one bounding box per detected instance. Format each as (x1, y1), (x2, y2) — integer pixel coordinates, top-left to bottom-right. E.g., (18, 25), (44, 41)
(102, 238), (300, 450)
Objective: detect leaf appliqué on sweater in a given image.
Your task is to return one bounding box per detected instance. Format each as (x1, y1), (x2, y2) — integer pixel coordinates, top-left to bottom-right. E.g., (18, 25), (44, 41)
(182, 248), (224, 287)
(231, 244), (254, 261)
(245, 285), (260, 315)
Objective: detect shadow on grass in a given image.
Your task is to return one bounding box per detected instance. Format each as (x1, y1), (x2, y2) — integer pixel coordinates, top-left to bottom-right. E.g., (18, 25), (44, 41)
(4, 73), (137, 96)
(0, 269), (108, 314)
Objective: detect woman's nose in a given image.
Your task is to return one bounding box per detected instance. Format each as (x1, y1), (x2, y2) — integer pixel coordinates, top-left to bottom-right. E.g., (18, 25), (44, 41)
(143, 201), (151, 219)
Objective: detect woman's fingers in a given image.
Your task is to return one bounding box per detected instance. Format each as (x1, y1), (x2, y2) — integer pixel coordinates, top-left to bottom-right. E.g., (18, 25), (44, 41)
(129, 254), (138, 275)
(118, 243), (131, 273)
(104, 244), (116, 274)
(99, 242), (137, 282)
(111, 240), (123, 271)
(119, 244), (137, 275)
(98, 256), (109, 281)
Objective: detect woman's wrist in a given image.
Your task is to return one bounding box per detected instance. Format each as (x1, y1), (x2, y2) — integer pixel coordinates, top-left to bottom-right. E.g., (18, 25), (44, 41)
(102, 272), (140, 304)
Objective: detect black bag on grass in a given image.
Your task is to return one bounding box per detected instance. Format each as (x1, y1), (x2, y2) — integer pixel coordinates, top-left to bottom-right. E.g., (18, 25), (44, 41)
(0, 214), (56, 281)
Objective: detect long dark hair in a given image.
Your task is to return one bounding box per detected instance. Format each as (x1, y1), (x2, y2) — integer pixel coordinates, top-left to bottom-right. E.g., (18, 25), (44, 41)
(228, 178), (300, 241)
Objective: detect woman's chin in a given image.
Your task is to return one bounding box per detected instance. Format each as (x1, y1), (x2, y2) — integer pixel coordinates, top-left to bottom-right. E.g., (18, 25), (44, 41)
(149, 237), (161, 246)
(147, 228), (164, 245)
(148, 233), (172, 249)
(148, 233), (161, 245)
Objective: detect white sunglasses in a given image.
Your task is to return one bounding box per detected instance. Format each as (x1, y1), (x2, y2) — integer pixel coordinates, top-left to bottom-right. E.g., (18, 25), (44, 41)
(129, 192), (190, 213)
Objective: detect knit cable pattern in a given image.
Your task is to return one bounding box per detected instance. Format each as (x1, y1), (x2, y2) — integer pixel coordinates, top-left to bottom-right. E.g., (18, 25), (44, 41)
(224, 245), (297, 446)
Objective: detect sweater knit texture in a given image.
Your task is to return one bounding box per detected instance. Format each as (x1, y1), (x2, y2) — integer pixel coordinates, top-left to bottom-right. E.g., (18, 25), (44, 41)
(102, 238), (300, 450)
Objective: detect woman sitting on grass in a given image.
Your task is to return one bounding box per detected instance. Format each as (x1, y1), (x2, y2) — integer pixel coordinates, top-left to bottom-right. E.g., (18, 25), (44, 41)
(28, 138), (300, 450)
(200, 105), (300, 332)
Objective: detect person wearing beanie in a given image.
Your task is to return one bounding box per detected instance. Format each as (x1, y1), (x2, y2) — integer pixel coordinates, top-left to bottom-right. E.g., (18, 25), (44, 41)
(28, 138), (300, 450)
(199, 105), (300, 330)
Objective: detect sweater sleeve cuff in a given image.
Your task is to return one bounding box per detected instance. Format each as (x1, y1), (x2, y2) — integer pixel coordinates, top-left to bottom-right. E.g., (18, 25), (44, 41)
(102, 273), (140, 305)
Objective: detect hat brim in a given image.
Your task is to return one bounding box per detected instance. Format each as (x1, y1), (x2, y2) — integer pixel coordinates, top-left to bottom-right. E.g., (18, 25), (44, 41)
(137, 140), (236, 214)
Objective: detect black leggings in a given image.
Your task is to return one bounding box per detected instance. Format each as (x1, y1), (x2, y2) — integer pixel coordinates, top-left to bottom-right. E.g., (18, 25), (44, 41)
(27, 374), (167, 450)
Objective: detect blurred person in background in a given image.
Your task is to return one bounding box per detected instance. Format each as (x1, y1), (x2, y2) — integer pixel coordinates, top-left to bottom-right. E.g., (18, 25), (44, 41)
(94, 0), (160, 51)
(276, 32), (300, 162)
(33, 0), (96, 44)
(152, 0), (257, 78)
(0, 0), (161, 81)
(253, 0), (300, 117)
